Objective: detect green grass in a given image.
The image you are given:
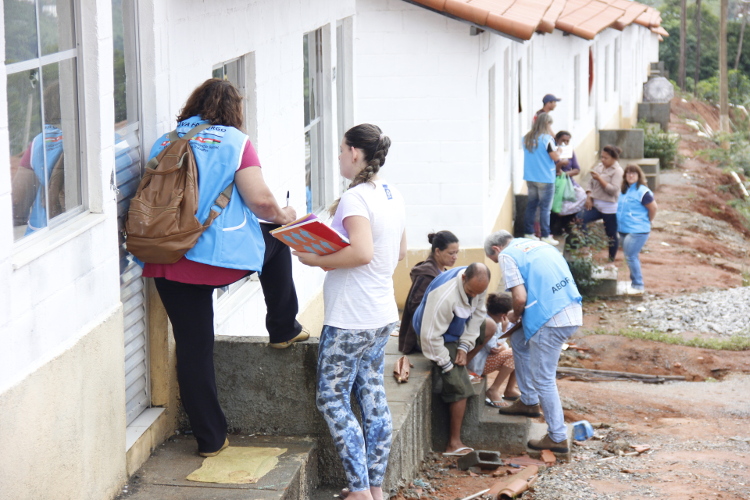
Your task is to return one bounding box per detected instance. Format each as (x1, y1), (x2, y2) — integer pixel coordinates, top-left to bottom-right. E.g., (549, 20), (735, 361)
(587, 327), (750, 351)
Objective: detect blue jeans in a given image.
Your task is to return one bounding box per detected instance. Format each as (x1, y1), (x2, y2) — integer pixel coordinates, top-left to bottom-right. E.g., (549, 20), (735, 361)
(511, 324), (579, 443)
(524, 181), (554, 238)
(619, 232), (650, 289)
(316, 322), (396, 491)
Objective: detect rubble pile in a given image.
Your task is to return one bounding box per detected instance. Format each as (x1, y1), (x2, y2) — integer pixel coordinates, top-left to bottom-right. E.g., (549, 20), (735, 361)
(628, 287), (750, 336)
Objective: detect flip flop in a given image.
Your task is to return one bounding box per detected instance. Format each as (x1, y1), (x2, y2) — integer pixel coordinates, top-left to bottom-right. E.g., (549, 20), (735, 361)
(503, 396), (520, 402)
(485, 397), (505, 408)
(443, 446), (474, 457)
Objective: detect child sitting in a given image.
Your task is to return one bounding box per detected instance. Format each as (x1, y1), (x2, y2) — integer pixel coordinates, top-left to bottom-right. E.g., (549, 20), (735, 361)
(466, 293), (521, 407)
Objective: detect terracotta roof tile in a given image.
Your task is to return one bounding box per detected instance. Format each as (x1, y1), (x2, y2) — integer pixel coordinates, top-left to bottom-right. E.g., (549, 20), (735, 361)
(403, 0), (664, 41)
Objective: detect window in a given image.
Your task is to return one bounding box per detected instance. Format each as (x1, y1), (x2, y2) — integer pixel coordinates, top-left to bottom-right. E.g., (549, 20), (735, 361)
(304, 28), (327, 214)
(604, 45), (610, 102)
(573, 54), (581, 120)
(614, 38), (620, 93)
(213, 55), (258, 145)
(503, 48), (510, 152)
(6, 0), (82, 242)
(488, 65), (496, 182)
(588, 47), (594, 107)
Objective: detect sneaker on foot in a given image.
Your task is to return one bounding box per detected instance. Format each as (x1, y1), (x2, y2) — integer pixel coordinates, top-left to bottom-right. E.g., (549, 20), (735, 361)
(497, 399), (542, 417)
(540, 236), (559, 246)
(523, 234), (540, 241)
(528, 434), (569, 453)
(269, 328), (311, 349)
(627, 285), (644, 295)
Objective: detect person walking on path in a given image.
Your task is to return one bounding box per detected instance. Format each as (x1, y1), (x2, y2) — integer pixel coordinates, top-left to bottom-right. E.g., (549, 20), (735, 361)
(617, 164), (658, 295)
(581, 145), (624, 262)
(142, 79), (305, 457)
(484, 231), (582, 453)
(399, 230), (459, 354)
(294, 124), (406, 500)
(522, 112), (560, 246)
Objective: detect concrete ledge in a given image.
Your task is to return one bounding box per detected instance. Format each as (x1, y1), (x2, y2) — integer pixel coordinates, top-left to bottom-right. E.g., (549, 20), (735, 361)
(214, 336), (433, 490)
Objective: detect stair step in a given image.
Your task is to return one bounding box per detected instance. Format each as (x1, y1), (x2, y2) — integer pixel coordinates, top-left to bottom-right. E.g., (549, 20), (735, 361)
(117, 434), (317, 500)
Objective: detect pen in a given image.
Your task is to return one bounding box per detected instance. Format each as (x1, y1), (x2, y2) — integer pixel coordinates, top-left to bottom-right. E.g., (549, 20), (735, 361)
(286, 190), (290, 207)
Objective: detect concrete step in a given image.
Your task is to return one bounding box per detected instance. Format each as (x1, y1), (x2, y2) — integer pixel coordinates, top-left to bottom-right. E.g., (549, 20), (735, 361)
(117, 434), (317, 500)
(214, 336), (433, 491)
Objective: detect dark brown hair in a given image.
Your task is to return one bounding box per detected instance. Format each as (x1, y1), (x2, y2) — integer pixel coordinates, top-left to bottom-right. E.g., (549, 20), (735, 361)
(428, 230), (459, 254)
(487, 293), (512, 316)
(621, 164), (648, 193)
(176, 78), (244, 129)
(329, 124), (391, 216)
(601, 145), (622, 160)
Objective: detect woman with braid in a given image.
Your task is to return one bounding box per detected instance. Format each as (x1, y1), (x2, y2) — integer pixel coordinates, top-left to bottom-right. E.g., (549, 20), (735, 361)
(294, 124), (406, 500)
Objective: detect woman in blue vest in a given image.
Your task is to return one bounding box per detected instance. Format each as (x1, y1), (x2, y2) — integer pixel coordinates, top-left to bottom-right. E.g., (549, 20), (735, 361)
(617, 164), (658, 295)
(522, 112), (560, 246)
(294, 124), (406, 500)
(142, 79), (305, 457)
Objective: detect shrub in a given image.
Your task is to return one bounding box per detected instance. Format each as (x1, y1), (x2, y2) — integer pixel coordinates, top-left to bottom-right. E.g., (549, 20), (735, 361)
(637, 120), (679, 168)
(564, 220), (610, 298)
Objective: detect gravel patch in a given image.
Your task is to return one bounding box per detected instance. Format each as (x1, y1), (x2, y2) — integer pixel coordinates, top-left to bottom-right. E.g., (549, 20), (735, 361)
(628, 287), (750, 336)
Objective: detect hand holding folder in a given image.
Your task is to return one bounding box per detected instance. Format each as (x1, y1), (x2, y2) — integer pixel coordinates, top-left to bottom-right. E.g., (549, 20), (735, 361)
(269, 213), (350, 255)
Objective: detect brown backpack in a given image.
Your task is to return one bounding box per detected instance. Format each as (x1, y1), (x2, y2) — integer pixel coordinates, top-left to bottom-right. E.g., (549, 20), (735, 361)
(125, 123), (234, 264)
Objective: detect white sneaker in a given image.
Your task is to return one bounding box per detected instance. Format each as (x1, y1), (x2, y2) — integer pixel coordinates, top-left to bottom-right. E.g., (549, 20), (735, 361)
(523, 234), (540, 241)
(627, 285), (644, 295)
(541, 236), (559, 246)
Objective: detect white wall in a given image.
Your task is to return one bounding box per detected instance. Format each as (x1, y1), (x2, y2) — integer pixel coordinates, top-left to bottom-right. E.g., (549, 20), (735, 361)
(137, 0), (357, 336)
(0, 0), (121, 394)
(355, 0), (522, 249)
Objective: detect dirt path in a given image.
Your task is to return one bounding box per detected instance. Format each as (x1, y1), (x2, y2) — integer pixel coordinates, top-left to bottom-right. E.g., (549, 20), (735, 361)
(391, 97), (750, 500)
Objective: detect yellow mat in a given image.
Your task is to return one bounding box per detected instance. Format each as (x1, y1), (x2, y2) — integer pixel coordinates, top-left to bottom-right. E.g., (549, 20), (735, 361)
(186, 446), (287, 485)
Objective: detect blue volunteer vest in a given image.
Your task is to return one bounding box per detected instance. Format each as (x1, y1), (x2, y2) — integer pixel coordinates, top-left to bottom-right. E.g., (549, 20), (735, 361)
(502, 239), (581, 341)
(617, 184), (652, 234)
(26, 125), (64, 234)
(522, 134), (556, 184)
(148, 116), (265, 271)
(412, 266), (471, 343)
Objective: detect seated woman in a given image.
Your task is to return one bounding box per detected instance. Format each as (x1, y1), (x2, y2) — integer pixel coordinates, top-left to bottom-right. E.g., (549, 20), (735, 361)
(617, 164), (658, 295)
(398, 231), (459, 354)
(466, 293), (520, 407)
(550, 130), (581, 237)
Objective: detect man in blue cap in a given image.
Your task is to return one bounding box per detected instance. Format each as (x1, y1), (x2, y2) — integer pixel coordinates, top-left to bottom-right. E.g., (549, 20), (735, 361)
(534, 94), (561, 121)
(483, 230), (582, 454)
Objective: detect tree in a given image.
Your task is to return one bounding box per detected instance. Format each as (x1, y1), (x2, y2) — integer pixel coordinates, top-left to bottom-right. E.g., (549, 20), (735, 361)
(679, 0), (688, 89)
(695, 0), (702, 95)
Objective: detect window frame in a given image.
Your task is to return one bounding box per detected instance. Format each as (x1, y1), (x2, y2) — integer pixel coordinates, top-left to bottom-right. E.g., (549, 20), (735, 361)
(5, 0), (86, 245)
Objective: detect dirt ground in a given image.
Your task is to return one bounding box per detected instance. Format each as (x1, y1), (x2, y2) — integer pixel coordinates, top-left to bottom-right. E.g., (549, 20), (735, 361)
(392, 97), (750, 499)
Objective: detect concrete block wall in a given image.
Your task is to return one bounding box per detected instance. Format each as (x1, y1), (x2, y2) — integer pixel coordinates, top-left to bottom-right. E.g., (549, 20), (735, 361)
(355, 0), (517, 250)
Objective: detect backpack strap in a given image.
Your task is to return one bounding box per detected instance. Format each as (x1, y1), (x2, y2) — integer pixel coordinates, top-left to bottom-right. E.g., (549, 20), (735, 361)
(203, 181), (235, 227)
(169, 122), (211, 142)
(145, 123), (212, 170)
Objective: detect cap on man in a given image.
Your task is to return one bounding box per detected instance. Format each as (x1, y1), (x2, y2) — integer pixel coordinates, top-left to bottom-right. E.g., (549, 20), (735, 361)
(535, 94), (561, 120)
(484, 230), (582, 455)
(412, 263), (490, 456)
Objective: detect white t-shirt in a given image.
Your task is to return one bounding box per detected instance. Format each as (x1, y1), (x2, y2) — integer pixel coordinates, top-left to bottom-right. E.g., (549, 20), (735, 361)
(323, 179), (406, 329)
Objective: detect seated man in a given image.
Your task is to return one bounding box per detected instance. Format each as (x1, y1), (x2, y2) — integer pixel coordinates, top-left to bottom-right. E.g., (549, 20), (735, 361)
(484, 230), (582, 454)
(413, 263), (490, 456)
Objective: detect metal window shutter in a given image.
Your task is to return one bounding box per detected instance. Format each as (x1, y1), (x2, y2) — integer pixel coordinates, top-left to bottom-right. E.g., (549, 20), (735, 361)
(116, 124), (150, 426)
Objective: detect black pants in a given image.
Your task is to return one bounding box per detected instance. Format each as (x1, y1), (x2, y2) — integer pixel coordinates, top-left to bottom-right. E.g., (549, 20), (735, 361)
(581, 208), (618, 261)
(153, 223), (302, 453)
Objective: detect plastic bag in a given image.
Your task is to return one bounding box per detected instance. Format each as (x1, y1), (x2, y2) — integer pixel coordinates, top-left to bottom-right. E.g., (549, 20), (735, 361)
(560, 184), (587, 215)
(552, 174), (568, 213)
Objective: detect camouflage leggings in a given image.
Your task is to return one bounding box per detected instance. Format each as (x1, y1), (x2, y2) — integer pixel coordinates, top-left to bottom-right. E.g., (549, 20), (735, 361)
(316, 322), (397, 491)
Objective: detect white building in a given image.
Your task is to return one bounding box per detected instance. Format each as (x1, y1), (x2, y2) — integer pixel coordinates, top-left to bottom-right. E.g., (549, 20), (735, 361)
(0, 0), (663, 498)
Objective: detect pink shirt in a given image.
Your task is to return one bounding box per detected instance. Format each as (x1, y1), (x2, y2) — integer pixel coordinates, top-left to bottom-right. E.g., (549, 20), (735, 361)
(142, 140), (262, 286)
